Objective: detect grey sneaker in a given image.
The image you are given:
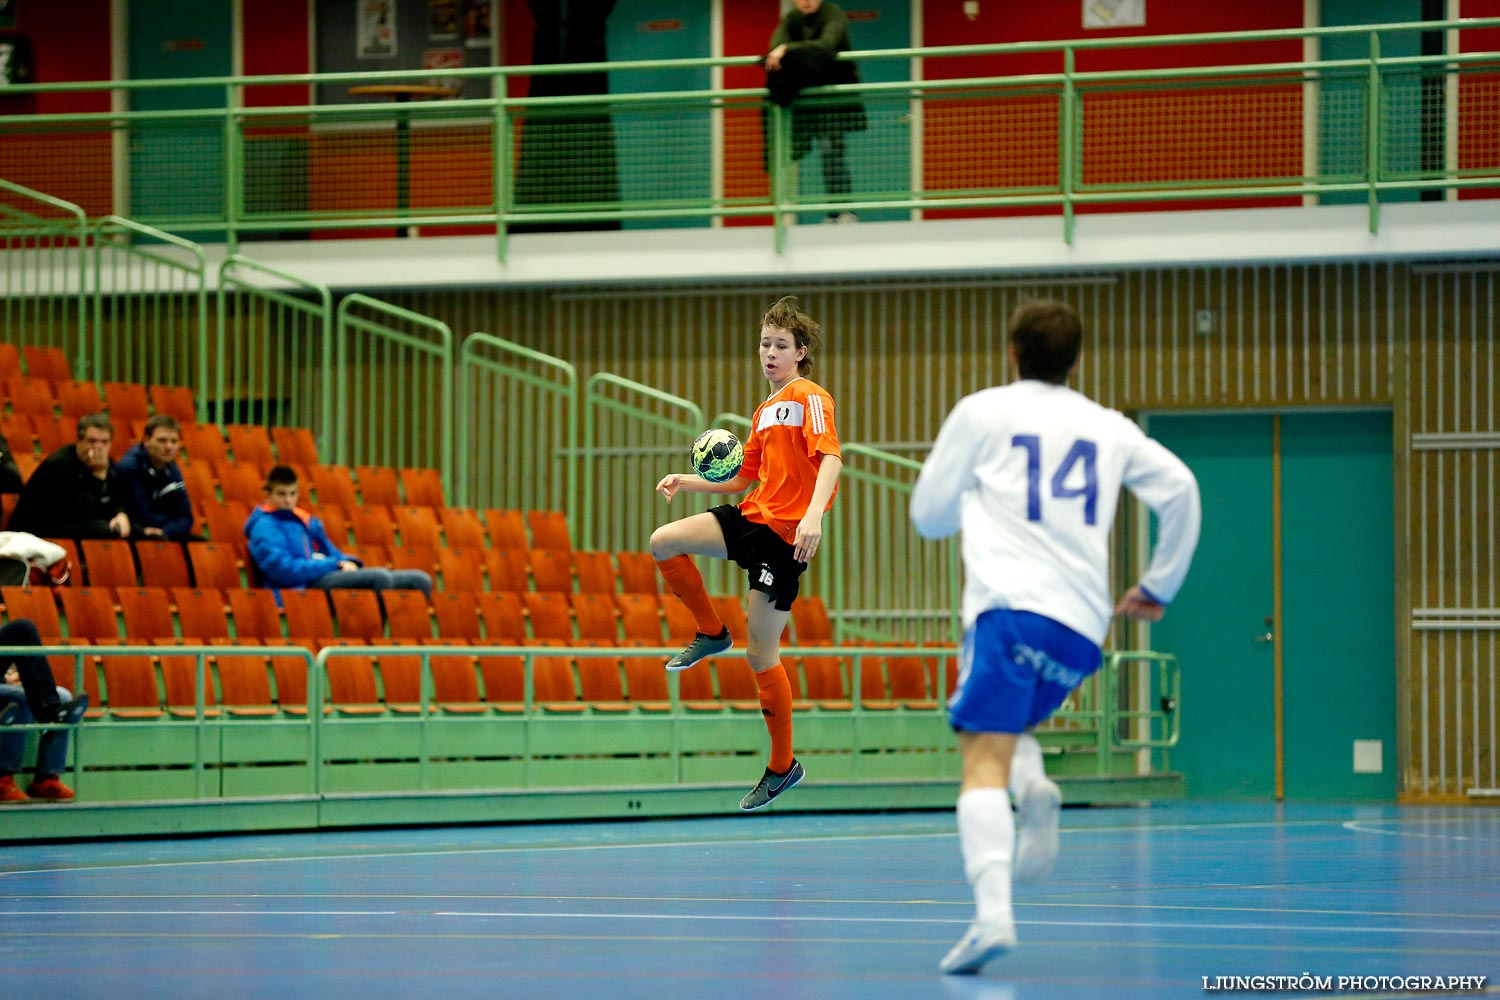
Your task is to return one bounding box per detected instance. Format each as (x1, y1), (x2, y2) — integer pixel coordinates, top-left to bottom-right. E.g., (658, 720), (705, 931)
(740, 758), (805, 811)
(665, 627), (731, 673)
(938, 916), (1016, 974)
(52, 694), (90, 727)
(1014, 777), (1062, 883)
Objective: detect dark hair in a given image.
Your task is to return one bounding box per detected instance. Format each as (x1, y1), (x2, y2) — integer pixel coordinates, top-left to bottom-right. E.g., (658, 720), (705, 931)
(143, 414), (181, 438)
(761, 295), (823, 376)
(1008, 300), (1082, 384)
(264, 465), (299, 490)
(76, 413), (113, 439)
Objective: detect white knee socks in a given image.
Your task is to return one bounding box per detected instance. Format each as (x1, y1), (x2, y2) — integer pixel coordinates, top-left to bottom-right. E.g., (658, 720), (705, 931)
(1009, 732), (1045, 798)
(956, 787), (1014, 923)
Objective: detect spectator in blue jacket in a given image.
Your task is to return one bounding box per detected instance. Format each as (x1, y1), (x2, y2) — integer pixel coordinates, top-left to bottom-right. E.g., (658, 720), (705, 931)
(115, 415), (202, 541)
(245, 465), (432, 600)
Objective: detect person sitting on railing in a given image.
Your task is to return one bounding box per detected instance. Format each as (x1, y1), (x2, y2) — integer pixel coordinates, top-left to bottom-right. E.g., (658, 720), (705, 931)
(7, 413), (131, 540)
(245, 465), (432, 603)
(764, 0), (867, 224)
(115, 414), (204, 541)
(911, 299), (1202, 975)
(0, 617), (90, 803)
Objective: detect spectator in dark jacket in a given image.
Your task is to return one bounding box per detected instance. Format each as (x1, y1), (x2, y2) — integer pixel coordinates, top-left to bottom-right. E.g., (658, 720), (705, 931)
(115, 415), (201, 541)
(7, 413), (130, 540)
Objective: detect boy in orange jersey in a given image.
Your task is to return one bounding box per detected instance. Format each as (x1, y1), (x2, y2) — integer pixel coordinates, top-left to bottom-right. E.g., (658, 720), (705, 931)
(651, 296), (844, 810)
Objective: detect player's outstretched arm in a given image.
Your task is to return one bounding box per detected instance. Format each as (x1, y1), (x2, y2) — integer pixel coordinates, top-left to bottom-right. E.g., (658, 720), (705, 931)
(656, 472), (751, 503)
(1114, 585), (1167, 622)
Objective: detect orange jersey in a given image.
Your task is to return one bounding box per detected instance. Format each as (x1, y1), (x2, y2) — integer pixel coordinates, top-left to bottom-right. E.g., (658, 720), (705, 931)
(738, 376), (841, 544)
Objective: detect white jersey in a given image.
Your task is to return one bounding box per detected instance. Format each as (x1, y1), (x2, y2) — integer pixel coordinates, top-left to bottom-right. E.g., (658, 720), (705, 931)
(910, 379), (1200, 644)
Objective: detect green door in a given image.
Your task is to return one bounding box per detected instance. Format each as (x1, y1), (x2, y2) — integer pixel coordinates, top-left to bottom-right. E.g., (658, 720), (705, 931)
(1147, 411), (1396, 801)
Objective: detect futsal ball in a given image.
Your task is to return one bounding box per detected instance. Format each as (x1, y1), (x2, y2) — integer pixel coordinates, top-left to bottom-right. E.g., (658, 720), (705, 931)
(691, 428), (744, 483)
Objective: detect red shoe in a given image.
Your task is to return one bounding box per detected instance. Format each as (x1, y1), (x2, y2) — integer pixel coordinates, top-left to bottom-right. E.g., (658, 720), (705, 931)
(25, 775), (75, 801)
(0, 775), (29, 803)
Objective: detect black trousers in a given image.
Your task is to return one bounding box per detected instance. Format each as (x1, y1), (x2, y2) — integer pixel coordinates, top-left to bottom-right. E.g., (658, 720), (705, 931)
(1, 619), (62, 722)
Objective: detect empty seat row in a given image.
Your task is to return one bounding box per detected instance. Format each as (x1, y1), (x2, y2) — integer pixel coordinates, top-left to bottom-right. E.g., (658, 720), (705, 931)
(37, 639), (956, 722)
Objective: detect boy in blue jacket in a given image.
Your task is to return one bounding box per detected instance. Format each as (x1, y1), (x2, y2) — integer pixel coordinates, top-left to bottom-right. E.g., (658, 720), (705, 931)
(245, 466), (432, 600)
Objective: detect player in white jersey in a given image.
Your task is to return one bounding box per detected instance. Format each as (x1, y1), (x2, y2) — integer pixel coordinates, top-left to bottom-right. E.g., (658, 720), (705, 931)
(910, 299), (1201, 975)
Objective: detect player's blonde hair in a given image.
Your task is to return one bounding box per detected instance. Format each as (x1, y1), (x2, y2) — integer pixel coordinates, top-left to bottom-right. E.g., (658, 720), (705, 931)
(761, 295), (822, 376)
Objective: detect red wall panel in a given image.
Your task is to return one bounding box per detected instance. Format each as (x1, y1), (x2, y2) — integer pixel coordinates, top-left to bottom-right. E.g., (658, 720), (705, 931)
(720, 2), (780, 221)
(1458, 0), (1500, 200)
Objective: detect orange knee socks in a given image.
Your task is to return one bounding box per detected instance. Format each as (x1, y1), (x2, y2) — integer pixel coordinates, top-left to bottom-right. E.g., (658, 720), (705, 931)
(756, 664), (795, 773)
(655, 554), (724, 636)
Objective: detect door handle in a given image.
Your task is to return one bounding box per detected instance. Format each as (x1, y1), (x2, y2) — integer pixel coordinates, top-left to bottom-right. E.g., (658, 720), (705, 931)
(1252, 631), (1274, 644)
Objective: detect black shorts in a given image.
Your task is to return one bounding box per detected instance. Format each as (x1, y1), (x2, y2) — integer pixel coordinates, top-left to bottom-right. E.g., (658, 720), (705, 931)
(708, 503), (807, 612)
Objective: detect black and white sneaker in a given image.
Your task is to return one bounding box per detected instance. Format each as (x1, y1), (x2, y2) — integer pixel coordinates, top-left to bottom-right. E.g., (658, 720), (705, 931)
(666, 627), (731, 673)
(740, 758), (805, 811)
(46, 694), (90, 726)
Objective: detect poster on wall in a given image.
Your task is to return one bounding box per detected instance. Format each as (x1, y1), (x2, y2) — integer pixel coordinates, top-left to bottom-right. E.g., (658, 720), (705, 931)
(358, 0), (398, 59)
(461, 0), (491, 49)
(1083, 0), (1145, 29)
(429, 0), (459, 40)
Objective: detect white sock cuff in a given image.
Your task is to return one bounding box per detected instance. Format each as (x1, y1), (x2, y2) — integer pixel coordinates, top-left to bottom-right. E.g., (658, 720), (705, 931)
(957, 788), (1013, 881)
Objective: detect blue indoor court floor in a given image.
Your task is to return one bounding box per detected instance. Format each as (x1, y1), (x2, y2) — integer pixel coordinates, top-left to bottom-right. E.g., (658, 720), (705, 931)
(2, 801), (1497, 1000)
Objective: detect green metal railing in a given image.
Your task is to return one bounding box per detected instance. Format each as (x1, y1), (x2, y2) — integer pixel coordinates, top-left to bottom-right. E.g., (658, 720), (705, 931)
(0, 18), (1494, 256)
(0, 180), (89, 372)
(92, 216), (209, 400)
(215, 255), (335, 450)
(455, 333), (579, 521)
(334, 294), (455, 479)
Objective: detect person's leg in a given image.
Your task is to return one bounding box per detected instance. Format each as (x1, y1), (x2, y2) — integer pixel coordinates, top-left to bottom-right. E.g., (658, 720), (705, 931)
(0, 685), (28, 801)
(30, 685), (72, 794)
(0, 619), (63, 721)
(739, 590), (804, 810)
(820, 133), (851, 213)
(313, 568), (397, 591)
(942, 730), (1021, 974)
(385, 569), (433, 600)
(650, 512), (731, 666)
(1011, 730), (1062, 883)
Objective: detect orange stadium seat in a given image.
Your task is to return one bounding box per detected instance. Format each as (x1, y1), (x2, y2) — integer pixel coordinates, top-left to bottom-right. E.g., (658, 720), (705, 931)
(659, 594), (698, 644)
(202, 500), (251, 550)
(389, 545), (436, 575)
(423, 642), (488, 714)
(214, 461), (266, 507)
(173, 587), (232, 640)
(323, 647), (385, 716)
(523, 591), (574, 642)
(620, 642), (672, 712)
(483, 508), (528, 550)
(186, 542), (242, 591)
(398, 467), (445, 508)
(526, 509), (571, 551)
(859, 658), (898, 711)
(45, 640), (102, 718)
(791, 595), (836, 645)
(116, 587), (177, 639)
(80, 539), (138, 588)
(136, 540), (192, 588)
(483, 549), (528, 592)
(22, 345), (71, 382)
(97, 653), (164, 720)
(478, 653), (526, 712)
(56, 380), (102, 419)
(281, 589), (335, 638)
(533, 652), (584, 713)
(226, 425), (275, 467)
(799, 655), (852, 710)
(33, 416), (74, 455)
(577, 654), (631, 712)
(214, 646), (280, 717)
(269, 642), (311, 715)
(393, 505), (441, 550)
(180, 459), (218, 510)
(0, 414), (36, 460)
(308, 465), (358, 509)
(438, 507), (486, 550)
(570, 592), (619, 643)
(1, 586), (63, 636)
(0, 343), (21, 380)
(354, 465), (401, 506)
(614, 593), (664, 643)
(270, 426), (320, 466)
(8, 376), (57, 421)
(528, 548), (573, 592)
(149, 385), (198, 425)
(314, 504), (351, 549)
(328, 589), (384, 641)
(614, 551), (659, 594)
(156, 639), (221, 719)
(431, 591), (482, 640)
(475, 591), (526, 642)
(102, 382), (151, 423)
(226, 588), (284, 641)
(436, 548), (483, 593)
(383, 589), (433, 640)
(349, 505), (396, 548)
(571, 550), (617, 594)
(180, 423), (229, 465)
